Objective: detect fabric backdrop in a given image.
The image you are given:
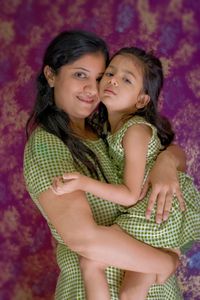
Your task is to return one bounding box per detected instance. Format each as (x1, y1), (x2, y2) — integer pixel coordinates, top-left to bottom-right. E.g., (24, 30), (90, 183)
(0, 0), (199, 299)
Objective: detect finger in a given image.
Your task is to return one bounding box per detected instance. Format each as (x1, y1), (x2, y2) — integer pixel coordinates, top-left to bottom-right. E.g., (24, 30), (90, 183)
(175, 191), (186, 211)
(52, 178), (59, 189)
(139, 180), (149, 200)
(162, 193), (172, 221)
(63, 173), (78, 180)
(145, 189), (157, 220)
(50, 183), (60, 195)
(155, 192), (166, 224)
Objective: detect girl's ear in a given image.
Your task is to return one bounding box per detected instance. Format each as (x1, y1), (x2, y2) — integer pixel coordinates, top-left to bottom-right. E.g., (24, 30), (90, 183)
(136, 94), (150, 109)
(43, 65), (55, 87)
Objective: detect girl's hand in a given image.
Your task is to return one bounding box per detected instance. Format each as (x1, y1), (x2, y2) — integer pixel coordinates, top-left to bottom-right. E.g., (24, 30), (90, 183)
(139, 152), (185, 224)
(51, 172), (82, 195)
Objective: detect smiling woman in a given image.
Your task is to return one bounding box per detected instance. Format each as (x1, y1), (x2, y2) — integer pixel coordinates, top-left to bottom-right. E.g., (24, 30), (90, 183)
(44, 53), (105, 122)
(24, 30), (186, 300)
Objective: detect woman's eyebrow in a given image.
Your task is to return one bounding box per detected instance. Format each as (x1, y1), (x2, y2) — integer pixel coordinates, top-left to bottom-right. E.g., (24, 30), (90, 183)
(71, 67), (90, 72)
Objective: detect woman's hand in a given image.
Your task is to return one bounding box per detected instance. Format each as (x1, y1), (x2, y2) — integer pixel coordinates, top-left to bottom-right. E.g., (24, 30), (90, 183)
(139, 149), (186, 224)
(51, 172), (83, 195)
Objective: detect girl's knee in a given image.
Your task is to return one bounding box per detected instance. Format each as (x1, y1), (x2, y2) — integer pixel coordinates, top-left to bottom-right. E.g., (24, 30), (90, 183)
(119, 289), (130, 300)
(79, 256), (104, 272)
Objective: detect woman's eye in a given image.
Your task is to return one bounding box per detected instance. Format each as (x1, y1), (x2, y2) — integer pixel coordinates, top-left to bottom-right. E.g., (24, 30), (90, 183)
(74, 72), (87, 79)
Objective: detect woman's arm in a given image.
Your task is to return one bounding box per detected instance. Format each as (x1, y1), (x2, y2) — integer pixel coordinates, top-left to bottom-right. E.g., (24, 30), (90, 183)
(52, 124), (151, 207)
(38, 187), (178, 275)
(142, 144), (186, 224)
(161, 144), (186, 172)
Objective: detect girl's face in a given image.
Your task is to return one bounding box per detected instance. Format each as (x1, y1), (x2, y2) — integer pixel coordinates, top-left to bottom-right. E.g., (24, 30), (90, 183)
(99, 54), (149, 116)
(45, 52), (106, 122)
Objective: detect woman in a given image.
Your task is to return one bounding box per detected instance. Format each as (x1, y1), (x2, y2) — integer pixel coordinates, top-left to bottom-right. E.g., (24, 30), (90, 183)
(24, 30), (186, 299)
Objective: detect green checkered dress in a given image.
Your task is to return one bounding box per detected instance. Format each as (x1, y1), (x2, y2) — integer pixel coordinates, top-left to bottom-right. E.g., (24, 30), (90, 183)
(24, 125), (184, 300)
(108, 116), (200, 252)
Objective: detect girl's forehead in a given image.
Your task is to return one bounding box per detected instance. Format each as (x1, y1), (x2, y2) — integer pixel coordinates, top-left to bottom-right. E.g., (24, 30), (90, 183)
(109, 54), (144, 75)
(111, 54), (141, 66)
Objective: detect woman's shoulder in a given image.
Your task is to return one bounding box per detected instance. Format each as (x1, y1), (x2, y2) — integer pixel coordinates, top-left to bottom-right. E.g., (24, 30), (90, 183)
(25, 126), (70, 159)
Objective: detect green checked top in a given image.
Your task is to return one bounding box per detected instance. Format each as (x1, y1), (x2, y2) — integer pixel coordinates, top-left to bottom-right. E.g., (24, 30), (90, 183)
(24, 125), (184, 299)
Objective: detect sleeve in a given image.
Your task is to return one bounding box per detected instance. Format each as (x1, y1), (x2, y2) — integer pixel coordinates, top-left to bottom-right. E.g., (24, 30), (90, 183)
(24, 129), (78, 200)
(24, 129), (79, 245)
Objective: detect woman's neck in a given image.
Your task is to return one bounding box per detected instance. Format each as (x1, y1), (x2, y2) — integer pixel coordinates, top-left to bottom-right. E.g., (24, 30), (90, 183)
(70, 119), (98, 140)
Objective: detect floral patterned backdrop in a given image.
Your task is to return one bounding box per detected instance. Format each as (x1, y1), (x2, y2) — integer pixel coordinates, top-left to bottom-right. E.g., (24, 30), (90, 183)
(0, 0), (199, 299)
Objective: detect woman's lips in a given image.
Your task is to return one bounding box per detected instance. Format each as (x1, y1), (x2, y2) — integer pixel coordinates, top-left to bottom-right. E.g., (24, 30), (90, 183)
(77, 96), (95, 103)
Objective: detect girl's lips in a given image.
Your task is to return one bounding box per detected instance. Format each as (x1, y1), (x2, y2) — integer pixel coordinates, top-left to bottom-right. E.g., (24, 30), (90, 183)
(103, 88), (116, 95)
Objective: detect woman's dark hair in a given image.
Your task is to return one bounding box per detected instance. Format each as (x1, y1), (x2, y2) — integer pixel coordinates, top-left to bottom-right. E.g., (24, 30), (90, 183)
(26, 30), (109, 179)
(98, 47), (174, 147)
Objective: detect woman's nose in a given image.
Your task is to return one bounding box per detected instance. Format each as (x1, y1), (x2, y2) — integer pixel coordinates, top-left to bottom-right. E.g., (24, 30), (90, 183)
(109, 77), (118, 87)
(84, 81), (98, 96)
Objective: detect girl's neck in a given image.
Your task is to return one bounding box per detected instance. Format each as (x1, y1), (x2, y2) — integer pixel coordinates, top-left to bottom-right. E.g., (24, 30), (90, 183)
(108, 112), (127, 134)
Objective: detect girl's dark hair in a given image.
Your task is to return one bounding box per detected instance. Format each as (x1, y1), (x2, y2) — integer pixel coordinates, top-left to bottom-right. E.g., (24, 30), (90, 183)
(98, 47), (174, 147)
(26, 30), (109, 179)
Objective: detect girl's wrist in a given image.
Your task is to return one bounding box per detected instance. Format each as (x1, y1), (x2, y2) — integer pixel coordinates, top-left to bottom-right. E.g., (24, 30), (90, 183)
(79, 174), (89, 192)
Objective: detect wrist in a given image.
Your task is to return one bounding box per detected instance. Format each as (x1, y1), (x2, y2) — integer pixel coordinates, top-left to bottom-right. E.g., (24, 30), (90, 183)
(158, 149), (177, 169)
(79, 175), (90, 192)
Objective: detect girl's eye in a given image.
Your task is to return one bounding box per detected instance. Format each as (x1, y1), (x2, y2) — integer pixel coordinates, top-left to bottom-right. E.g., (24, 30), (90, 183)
(105, 72), (113, 77)
(74, 72), (87, 79)
(123, 77), (132, 84)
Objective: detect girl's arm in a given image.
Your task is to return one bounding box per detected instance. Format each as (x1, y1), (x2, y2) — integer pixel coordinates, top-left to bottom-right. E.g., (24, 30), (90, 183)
(52, 124), (151, 207)
(38, 187), (178, 275)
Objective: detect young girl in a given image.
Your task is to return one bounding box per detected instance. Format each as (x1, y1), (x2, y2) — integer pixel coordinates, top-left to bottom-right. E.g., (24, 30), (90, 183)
(52, 47), (200, 299)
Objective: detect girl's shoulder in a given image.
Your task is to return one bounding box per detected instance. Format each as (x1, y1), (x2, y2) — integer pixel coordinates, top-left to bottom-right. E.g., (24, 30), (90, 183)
(108, 116), (161, 154)
(124, 116), (155, 130)
(118, 116), (157, 139)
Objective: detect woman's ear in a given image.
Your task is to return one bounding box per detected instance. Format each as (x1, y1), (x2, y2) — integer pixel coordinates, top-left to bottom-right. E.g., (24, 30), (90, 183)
(43, 65), (55, 87)
(136, 94), (150, 109)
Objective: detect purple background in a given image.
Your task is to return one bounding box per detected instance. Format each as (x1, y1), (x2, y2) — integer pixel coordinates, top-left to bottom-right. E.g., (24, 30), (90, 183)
(0, 0), (199, 299)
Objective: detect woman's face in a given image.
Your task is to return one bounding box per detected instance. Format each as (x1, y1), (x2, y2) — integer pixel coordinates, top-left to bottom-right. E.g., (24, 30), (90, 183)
(46, 52), (106, 122)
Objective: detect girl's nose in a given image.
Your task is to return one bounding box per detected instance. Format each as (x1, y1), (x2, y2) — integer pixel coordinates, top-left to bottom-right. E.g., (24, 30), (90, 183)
(109, 77), (118, 87)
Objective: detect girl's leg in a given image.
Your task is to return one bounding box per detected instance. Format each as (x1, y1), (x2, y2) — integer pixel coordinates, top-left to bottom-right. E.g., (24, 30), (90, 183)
(120, 271), (156, 300)
(52, 193), (179, 277)
(79, 256), (110, 300)
(78, 220), (179, 277)
(156, 248), (181, 284)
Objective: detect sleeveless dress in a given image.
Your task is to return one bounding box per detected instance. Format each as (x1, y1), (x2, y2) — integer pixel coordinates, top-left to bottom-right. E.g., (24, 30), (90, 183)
(107, 116), (200, 251)
(24, 126), (183, 299)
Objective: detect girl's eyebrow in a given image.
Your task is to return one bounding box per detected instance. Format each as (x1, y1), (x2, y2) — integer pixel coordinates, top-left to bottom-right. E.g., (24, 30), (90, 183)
(108, 64), (136, 79)
(107, 65), (115, 69)
(123, 70), (136, 79)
